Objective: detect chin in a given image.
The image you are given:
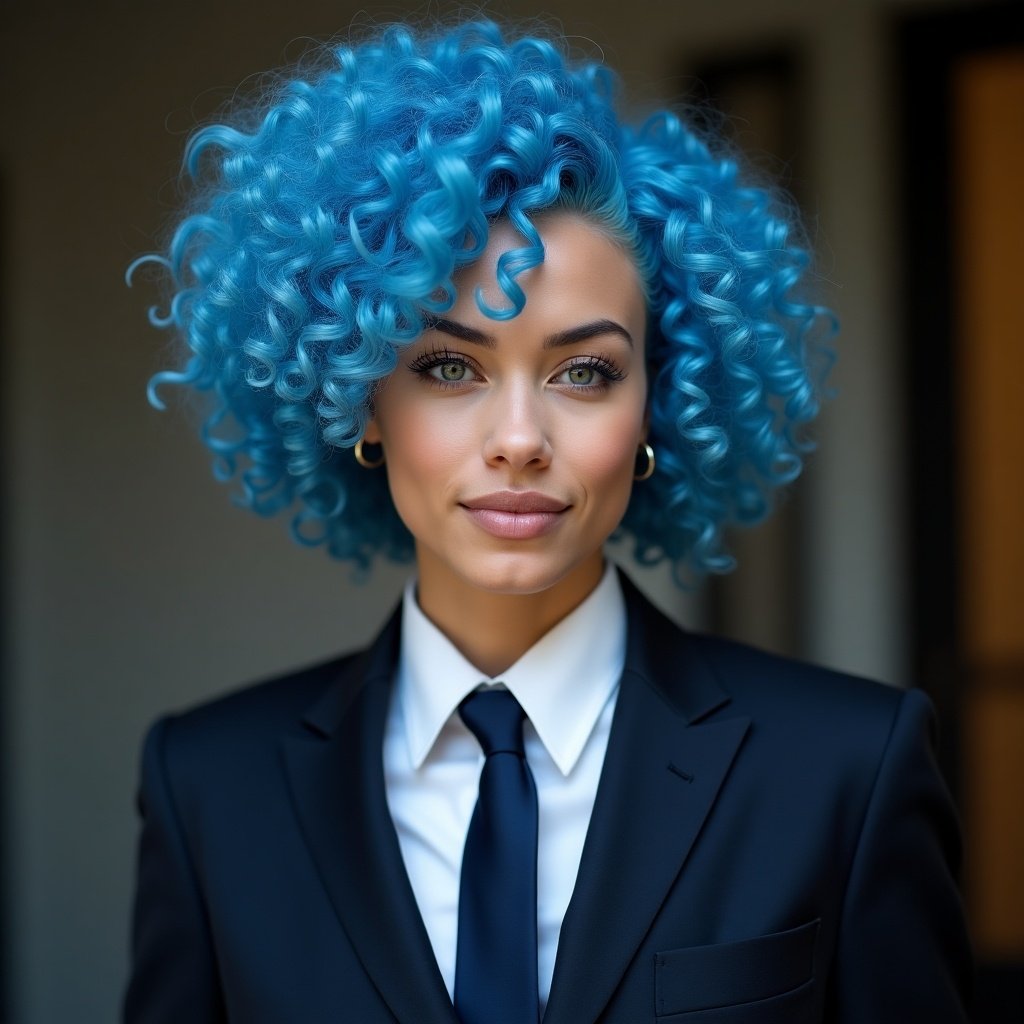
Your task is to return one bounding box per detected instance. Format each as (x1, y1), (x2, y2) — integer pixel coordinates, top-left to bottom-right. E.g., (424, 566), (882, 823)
(458, 560), (570, 597)
(450, 546), (605, 601)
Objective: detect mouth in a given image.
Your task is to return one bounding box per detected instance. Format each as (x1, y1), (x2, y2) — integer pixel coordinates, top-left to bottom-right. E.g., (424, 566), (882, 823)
(459, 491), (570, 540)
(461, 491), (569, 514)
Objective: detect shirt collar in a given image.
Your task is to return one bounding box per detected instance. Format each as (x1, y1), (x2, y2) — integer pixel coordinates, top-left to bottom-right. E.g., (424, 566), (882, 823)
(397, 562), (626, 776)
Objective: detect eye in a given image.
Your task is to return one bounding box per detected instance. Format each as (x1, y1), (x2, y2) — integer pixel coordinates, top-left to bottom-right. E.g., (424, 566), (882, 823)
(554, 356), (626, 391)
(406, 348), (481, 388)
(432, 361), (473, 383)
(565, 365), (597, 386)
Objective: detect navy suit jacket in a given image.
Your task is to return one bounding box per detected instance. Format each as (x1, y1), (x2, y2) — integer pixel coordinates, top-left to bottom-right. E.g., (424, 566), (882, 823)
(124, 574), (972, 1022)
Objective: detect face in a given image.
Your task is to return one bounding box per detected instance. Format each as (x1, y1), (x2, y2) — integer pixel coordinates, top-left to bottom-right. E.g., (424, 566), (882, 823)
(363, 212), (648, 606)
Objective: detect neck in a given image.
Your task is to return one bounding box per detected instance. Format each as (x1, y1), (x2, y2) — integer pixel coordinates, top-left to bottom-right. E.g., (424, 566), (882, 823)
(414, 553), (606, 678)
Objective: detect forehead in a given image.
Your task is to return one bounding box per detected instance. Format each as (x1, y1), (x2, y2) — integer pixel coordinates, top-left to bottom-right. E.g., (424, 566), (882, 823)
(449, 212), (646, 334)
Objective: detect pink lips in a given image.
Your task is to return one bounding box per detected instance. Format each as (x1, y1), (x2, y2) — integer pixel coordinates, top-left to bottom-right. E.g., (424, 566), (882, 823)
(460, 491), (569, 540)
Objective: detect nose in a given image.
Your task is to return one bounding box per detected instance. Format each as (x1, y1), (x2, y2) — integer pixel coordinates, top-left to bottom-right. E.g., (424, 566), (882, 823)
(481, 381), (553, 471)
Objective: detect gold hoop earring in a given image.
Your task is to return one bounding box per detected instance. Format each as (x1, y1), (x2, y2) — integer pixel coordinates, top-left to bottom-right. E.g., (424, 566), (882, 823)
(634, 442), (655, 481)
(354, 437), (385, 469)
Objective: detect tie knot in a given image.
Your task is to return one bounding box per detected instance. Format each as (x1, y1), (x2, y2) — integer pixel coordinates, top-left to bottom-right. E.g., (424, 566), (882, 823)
(459, 689), (526, 758)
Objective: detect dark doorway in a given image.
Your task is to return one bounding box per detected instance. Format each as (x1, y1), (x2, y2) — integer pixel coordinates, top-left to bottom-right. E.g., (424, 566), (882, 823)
(897, 3), (1024, 1020)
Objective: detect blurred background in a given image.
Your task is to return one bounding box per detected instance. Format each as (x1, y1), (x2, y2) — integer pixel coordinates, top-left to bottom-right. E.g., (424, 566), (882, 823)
(2, 0), (1021, 1020)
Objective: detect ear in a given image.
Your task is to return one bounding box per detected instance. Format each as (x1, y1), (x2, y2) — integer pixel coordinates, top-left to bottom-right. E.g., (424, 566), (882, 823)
(361, 415), (383, 445)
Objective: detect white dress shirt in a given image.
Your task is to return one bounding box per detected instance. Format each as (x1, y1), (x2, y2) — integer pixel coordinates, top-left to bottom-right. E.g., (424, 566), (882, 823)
(383, 563), (626, 1010)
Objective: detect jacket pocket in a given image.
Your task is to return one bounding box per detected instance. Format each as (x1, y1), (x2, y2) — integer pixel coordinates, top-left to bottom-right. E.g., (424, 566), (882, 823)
(655, 918), (820, 1018)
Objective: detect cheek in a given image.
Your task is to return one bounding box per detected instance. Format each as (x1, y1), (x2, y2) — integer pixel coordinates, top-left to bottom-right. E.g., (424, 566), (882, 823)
(563, 407), (644, 492)
(378, 402), (472, 501)
(578, 445), (634, 493)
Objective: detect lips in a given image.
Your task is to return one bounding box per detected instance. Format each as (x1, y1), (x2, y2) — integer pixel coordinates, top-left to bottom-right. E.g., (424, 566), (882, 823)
(461, 491), (569, 514)
(459, 491), (569, 540)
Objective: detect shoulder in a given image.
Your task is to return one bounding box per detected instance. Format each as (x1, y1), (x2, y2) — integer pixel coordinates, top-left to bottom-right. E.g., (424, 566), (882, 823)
(139, 647), (364, 778)
(682, 630), (938, 789)
(691, 630), (912, 717)
(622, 577), (935, 779)
(623, 572), (915, 724)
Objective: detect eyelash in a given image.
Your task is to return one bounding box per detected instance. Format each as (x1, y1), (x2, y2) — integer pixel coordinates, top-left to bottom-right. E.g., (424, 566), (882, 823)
(406, 347), (627, 392)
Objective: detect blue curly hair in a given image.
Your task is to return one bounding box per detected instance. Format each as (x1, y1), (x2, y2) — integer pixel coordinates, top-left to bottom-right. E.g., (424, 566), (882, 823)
(132, 18), (832, 579)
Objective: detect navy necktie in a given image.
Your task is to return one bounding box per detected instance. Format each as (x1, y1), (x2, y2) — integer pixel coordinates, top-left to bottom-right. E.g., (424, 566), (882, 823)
(454, 689), (540, 1024)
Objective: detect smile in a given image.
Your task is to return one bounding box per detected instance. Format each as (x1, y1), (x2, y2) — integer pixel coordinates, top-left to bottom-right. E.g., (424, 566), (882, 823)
(460, 492), (569, 540)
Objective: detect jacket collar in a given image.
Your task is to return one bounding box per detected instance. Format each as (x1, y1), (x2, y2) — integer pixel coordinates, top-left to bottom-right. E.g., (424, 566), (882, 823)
(298, 601), (402, 738)
(616, 568), (733, 724)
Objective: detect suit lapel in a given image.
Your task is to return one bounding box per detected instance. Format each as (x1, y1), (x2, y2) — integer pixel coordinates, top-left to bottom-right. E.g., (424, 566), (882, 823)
(543, 575), (750, 1024)
(281, 606), (459, 1024)
(278, 574), (748, 1024)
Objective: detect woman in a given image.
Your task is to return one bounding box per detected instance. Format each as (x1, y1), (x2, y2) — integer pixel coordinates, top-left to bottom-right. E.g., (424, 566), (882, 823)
(125, 19), (972, 1023)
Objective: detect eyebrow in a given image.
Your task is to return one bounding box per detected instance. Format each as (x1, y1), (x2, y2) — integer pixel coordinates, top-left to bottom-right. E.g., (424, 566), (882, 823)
(424, 316), (635, 350)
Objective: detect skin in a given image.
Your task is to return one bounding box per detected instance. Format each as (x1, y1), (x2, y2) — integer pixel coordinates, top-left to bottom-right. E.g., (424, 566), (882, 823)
(363, 212), (648, 676)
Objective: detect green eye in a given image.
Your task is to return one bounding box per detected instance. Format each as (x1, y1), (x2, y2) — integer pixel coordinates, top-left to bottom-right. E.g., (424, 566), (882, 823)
(408, 350), (478, 385)
(567, 365), (596, 385)
(439, 362), (467, 381)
